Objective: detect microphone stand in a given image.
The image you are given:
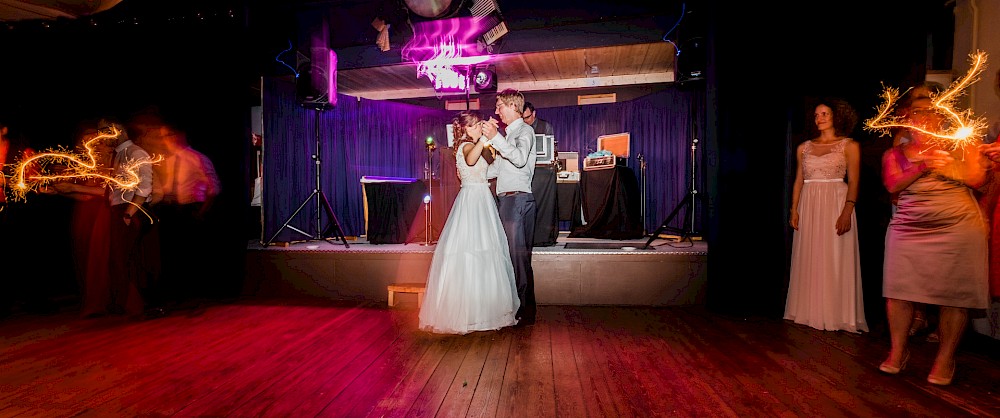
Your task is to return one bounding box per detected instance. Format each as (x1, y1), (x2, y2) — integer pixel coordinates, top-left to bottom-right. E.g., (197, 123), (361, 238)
(421, 141), (438, 246)
(642, 137), (700, 249)
(637, 153), (647, 235)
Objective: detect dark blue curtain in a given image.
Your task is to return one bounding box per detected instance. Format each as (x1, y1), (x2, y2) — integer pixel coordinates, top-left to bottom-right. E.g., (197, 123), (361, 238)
(544, 88), (706, 234)
(262, 77), (451, 242)
(262, 77), (705, 241)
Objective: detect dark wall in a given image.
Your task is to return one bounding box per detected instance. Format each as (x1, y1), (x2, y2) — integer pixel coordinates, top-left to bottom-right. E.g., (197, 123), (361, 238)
(704, 0), (943, 317)
(0, 0), (951, 312)
(0, 3), (255, 299)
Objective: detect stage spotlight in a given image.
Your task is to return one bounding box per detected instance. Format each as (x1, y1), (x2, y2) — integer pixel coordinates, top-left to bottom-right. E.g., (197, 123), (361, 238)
(474, 68), (497, 93)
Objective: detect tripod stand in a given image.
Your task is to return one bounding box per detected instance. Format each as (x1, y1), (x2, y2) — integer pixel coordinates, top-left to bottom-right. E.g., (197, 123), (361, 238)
(643, 136), (703, 249)
(265, 108), (349, 248)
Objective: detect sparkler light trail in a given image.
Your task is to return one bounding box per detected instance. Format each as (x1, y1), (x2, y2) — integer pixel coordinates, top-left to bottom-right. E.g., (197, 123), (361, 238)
(5, 125), (162, 201)
(864, 51), (990, 151)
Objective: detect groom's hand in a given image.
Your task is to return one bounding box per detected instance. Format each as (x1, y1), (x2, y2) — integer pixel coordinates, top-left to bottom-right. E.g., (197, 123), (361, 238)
(483, 118), (499, 139)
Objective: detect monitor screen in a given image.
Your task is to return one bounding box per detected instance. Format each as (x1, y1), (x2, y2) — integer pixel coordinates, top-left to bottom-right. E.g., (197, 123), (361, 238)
(535, 134), (554, 165)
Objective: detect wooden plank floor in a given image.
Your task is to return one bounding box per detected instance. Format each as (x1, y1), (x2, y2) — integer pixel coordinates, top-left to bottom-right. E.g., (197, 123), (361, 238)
(1, 297), (998, 417)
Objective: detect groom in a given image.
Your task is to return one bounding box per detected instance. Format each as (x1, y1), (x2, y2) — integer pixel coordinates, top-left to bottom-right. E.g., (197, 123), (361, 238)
(483, 89), (537, 326)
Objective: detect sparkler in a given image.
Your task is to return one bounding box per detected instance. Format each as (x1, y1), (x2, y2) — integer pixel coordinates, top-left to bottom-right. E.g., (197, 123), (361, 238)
(5, 125), (162, 202)
(865, 51), (990, 151)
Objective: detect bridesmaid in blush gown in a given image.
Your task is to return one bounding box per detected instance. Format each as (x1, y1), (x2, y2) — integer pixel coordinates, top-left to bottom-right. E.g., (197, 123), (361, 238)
(785, 98), (868, 333)
(418, 111), (519, 335)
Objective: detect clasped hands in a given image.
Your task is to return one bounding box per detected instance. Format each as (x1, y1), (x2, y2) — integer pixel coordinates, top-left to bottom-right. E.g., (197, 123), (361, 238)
(481, 117), (500, 143)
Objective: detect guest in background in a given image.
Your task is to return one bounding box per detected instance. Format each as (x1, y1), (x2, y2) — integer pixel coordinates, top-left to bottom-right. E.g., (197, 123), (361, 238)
(974, 69), (1000, 345)
(523, 100), (559, 247)
(879, 97), (989, 385)
(522, 101), (553, 136)
(147, 121), (221, 307)
(483, 89), (538, 326)
(40, 123), (115, 318)
(419, 111), (519, 334)
(105, 118), (162, 318)
(977, 68), (1000, 302)
(785, 97), (868, 333)
(59, 118), (161, 319)
(892, 82), (946, 342)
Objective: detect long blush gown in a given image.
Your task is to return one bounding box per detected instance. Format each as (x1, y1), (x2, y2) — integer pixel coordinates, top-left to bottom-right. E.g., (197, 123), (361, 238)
(418, 143), (519, 334)
(785, 139), (868, 333)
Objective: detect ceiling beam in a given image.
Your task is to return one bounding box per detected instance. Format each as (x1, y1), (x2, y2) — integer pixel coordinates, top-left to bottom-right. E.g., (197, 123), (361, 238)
(502, 72), (674, 91)
(334, 15), (666, 70)
(341, 71), (674, 101)
(0, 0), (76, 20)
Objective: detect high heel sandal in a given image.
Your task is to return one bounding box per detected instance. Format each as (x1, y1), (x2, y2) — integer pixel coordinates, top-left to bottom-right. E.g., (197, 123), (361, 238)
(908, 316), (928, 336)
(927, 360), (955, 386)
(879, 350), (910, 375)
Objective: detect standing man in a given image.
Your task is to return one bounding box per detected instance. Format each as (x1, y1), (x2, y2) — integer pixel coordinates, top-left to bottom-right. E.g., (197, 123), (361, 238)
(99, 119), (160, 318)
(522, 101), (553, 136)
(483, 89), (537, 326)
(150, 122), (222, 305)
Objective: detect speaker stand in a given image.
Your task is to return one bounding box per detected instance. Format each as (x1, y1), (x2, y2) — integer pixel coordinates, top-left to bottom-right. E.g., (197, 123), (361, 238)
(264, 108), (349, 248)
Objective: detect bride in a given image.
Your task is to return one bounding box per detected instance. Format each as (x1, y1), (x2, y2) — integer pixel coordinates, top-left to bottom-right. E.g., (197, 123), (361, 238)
(418, 111), (519, 334)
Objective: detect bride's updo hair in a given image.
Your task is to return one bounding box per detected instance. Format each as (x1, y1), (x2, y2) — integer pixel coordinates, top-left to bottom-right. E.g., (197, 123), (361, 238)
(451, 110), (482, 151)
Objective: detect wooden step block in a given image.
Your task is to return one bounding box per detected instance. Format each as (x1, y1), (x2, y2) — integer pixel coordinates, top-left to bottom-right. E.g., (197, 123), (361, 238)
(387, 283), (426, 308)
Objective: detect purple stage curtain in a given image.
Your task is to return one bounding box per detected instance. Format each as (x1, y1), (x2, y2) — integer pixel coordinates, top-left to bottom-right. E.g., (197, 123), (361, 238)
(262, 76), (704, 241)
(261, 77), (451, 242)
(544, 88), (706, 234)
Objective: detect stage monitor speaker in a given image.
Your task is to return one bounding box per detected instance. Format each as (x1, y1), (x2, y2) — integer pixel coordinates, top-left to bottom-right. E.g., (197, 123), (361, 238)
(296, 47), (337, 109)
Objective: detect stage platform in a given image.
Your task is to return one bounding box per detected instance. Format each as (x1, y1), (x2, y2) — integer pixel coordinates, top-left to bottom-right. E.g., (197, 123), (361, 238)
(244, 233), (708, 307)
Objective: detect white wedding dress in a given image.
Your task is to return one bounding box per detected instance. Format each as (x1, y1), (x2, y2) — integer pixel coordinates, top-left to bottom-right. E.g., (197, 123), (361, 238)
(418, 143), (519, 334)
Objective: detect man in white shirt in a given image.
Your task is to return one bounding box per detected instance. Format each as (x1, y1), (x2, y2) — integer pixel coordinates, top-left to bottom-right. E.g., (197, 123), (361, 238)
(101, 119), (159, 318)
(483, 89), (537, 326)
(148, 123), (222, 305)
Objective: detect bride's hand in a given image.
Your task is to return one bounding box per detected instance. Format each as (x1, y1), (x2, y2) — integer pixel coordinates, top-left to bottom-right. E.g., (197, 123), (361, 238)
(482, 119), (498, 139)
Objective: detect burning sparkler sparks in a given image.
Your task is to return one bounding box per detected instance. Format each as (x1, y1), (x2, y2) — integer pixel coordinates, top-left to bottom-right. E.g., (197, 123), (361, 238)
(4, 125), (162, 201)
(865, 51), (990, 151)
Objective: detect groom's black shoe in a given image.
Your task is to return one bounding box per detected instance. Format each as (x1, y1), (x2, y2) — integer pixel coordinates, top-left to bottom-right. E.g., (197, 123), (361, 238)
(514, 317), (536, 327)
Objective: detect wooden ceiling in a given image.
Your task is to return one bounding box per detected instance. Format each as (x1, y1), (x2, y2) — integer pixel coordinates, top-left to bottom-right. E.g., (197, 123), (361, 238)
(337, 41), (676, 102)
(325, 0), (683, 108)
(0, 0), (122, 21)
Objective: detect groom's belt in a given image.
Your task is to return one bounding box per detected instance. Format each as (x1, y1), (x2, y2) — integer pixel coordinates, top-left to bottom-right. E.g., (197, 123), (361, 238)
(498, 191), (528, 197)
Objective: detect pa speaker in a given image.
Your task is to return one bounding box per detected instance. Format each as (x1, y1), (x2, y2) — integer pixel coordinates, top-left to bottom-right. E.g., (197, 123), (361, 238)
(677, 36), (705, 81)
(296, 48), (337, 109)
